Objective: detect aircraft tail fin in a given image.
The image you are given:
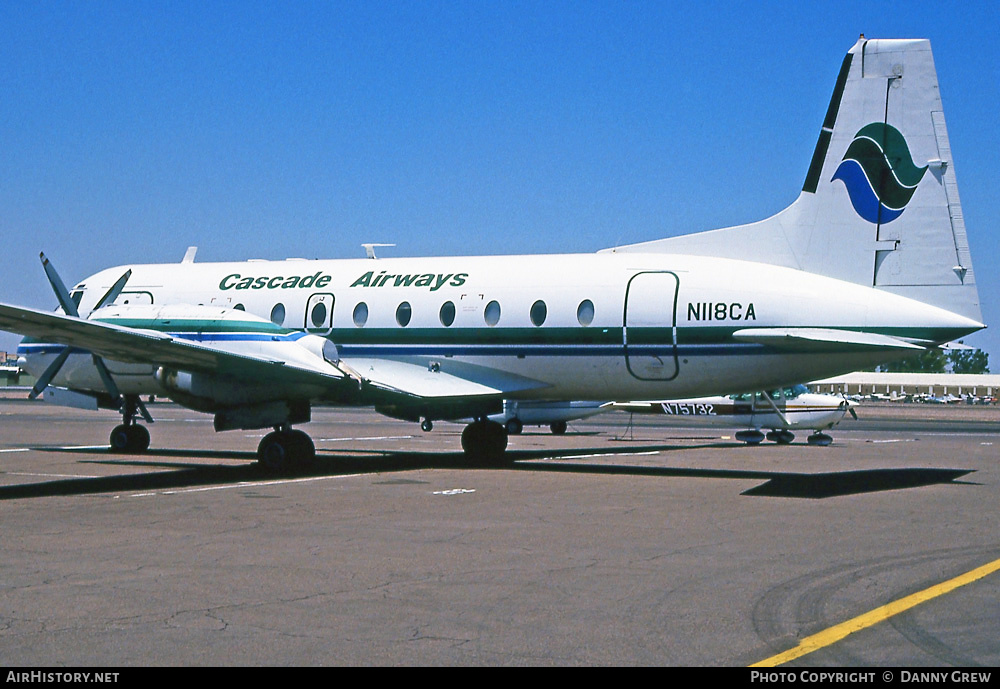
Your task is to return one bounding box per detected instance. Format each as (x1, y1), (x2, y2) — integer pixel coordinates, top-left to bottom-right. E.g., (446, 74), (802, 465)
(604, 37), (981, 323)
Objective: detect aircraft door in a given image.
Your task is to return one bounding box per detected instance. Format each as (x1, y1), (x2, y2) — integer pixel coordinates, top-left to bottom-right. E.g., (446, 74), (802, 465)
(305, 293), (335, 334)
(624, 271), (679, 381)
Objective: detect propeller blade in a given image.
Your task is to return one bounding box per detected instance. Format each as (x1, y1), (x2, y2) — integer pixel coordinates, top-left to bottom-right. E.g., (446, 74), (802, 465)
(28, 348), (72, 400)
(40, 253), (80, 318)
(92, 269), (132, 312)
(849, 407), (858, 420)
(91, 355), (123, 409)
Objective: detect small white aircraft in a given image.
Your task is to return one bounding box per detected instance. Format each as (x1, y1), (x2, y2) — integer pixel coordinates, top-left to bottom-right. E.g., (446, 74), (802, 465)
(0, 37), (984, 469)
(610, 385), (857, 446)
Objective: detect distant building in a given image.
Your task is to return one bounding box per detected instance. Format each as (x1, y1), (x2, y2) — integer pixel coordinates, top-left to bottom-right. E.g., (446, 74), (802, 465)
(0, 353), (28, 387)
(809, 372), (1000, 399)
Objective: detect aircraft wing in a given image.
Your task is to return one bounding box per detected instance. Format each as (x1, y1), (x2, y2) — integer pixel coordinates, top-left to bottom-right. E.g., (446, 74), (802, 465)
(731, 328), (925, 351)
(0, 302), (345, 387)
(339, 356), (549, 419)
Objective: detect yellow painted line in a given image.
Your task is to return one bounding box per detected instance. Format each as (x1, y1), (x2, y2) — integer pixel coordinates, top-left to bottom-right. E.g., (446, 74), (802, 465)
(752, 556), (1000, 667)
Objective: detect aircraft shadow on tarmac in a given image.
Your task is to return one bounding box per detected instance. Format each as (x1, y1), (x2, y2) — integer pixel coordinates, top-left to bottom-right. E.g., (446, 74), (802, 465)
(0, 442), (975, 501)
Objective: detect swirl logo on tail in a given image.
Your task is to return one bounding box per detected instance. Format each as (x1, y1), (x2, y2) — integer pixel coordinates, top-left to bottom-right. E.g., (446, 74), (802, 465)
(832, 123), (927, 224)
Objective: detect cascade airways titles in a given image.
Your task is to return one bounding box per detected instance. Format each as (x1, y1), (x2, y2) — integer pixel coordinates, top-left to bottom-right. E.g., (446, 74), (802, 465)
(219, 270), (468, 292)
(351, 271), (467, 291)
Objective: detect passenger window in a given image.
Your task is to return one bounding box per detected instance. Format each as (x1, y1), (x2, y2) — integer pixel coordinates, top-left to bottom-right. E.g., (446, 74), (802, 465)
(440, 301), (456, 327)
(353, 302), (368, 327)
(484, 300), (501, 326)
(396, 302), (412, 327)
(270, 303), (286, 326)
(530, 300), (547, 327)
(311, 302), (328, 328)
(577, 299), (595, 326)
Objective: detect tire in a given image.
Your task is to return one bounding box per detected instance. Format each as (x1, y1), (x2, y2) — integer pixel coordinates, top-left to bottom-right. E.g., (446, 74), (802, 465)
(109, 425), (150, 454)
(258, 432), (291, 471)
(462, 421), (509, 464)
(129, 425), (151, 453)
(109, 425), (131, 452)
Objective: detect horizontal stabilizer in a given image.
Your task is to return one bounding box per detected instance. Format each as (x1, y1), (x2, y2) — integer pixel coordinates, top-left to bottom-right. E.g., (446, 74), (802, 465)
(732, 327), (924, 351)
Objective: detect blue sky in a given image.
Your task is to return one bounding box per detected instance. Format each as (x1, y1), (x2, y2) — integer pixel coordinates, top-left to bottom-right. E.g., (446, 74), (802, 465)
(2, 1), (998, 361)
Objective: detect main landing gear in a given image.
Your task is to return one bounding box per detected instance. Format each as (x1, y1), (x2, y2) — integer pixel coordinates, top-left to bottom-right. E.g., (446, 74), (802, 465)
(807, 432), (833, 446)
(108, 395), (152, 454)
(257, 426), (316, 471)
(461, 419), (508, 464)
(109, 423), (150, 453)
(734, 428), (835, 446)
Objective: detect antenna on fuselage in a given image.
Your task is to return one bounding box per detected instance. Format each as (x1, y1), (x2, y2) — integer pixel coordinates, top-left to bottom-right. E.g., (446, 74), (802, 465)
(182, 246), (198, 263)
(361, 243), (395, 259)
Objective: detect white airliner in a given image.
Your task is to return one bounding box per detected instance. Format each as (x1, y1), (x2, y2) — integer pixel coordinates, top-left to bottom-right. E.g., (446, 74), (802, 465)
(610, 385), (857, 446)
(0, 37), (984, 469)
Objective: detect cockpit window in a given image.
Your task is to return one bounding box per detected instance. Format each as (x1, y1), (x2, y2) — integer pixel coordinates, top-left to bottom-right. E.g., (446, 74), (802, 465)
(730, 386), (806, 402)
(785, 384), (808, 398)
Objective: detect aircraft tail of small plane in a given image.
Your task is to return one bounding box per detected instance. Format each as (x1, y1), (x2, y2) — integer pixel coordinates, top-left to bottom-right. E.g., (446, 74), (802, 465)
(605, 36), (981, 324)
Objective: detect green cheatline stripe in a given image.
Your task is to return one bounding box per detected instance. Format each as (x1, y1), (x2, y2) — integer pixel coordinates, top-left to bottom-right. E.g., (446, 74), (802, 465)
(751, 557), (1000, 667)
(329, 324), (972, 347)
(19, 319), (976, 349)
(94, 318), (294, 335)
(331, 326), (625, 346)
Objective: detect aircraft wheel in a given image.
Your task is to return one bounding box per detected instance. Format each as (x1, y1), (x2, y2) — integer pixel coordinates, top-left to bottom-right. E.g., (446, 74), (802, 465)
(109, 425), (131, 452)
(421, 419), (434, 432)
(765, 430), (780, 443)
(776, 430), (795, 445)
(550, 420), (567, 435)
(735, 430), (765, 445)
(257, 430), (315, 471)
(257, 432), (290, 471)
(287, 429), (316, 466)
(129, 424), (151, 453)
(807, 432), (833, 446)
(505, 418), (523, 435)
(461, 420), (509, 464)
(109, 424), (150, 454)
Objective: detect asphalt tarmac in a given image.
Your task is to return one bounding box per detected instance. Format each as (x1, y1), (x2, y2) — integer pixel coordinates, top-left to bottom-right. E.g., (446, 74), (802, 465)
(1, 396), (998, 666)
